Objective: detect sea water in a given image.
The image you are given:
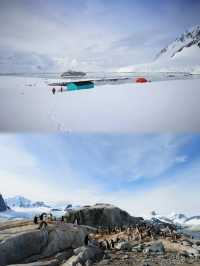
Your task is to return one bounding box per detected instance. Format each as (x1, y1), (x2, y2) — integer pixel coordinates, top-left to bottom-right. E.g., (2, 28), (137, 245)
(1, 71), (200, 85)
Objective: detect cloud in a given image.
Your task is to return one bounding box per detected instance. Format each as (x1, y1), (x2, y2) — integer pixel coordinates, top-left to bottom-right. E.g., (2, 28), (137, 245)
(0, 133), (193, 210)
(107, 159), (200, 217)
(74, 134), (189, 183)
(0, 0), (199, 71)
(0, 135), (38, 175)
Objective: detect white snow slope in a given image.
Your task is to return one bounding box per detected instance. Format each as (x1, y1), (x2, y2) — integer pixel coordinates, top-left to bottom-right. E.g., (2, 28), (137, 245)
(0, 195), (77, 222)
(0, 75), (200, 132)
(5, 195), (50, 208)
(148, 212), (200, 227)
(119, 25), (200, 74)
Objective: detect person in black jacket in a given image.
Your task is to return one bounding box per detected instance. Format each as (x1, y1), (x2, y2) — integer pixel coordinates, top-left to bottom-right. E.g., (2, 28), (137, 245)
(84, 234), (89, 246)
(33, 216), (38, 224)
(106, 240), (110, 250)
(110, 239), (115, 249)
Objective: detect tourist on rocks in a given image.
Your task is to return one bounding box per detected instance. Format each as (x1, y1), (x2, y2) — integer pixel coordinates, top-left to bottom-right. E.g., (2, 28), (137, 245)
(105, 239), (110, 250)
(84, 234), (89, 246)
(110, 239), (115, 249)
(108, 225), (112, 235)
(33, 215), (38, 224)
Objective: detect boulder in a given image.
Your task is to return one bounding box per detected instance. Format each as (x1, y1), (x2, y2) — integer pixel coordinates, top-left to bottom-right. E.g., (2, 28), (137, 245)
(143, 242), (165, 254)
(54, 249), (74, 262)
(0, 225), (91, 266)
(122, 254), (129, 260)
(0, 194), (8, 212)
(192, 244), (200, 252)
(7, 259), (59, 266)
(115, 241), (132, 251)
(0, 229), (48, 266)
(61, 255), (79, 266)
(65, 204), (142, 227)
(40, 227), (87, 258)
(62, 246), (104, 266)
(85, 259), (93, 266)
(132, 243), (145, 252)
(195, 240), (200, 246)
(181, 239), (193, 247)
(184, 247), (200, 258)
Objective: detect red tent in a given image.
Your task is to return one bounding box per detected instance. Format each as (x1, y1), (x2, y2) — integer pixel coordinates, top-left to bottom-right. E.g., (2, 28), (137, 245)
(135, 77), (148, 83)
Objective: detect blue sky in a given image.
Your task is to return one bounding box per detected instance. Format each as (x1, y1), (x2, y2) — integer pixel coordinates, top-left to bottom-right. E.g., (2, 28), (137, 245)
(0, 133), (200, 216)
(0, 0), (199, 71)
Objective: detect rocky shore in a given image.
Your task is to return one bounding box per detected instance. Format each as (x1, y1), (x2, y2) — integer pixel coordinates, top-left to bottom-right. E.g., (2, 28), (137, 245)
(0, 204), (200, 266)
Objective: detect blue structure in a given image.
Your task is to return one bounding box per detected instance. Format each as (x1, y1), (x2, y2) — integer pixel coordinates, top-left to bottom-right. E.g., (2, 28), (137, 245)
(66, 81), (94, 91)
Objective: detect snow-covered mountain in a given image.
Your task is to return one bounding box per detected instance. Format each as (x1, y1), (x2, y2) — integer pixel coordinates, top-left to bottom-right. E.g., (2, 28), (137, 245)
(168, 213), (188, 224)
(5, 196), (50, 209)
(0, 195), (71, 221)
(0, 194), (8, 212)
(185, 216), (200, 226)
(118, 25), (200, 74)
(148, 211), (200, 227)
(155, 25), (200, 60)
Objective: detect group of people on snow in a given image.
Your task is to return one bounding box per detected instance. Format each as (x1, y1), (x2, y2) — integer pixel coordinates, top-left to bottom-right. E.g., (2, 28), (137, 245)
(52, 87), (63, 95)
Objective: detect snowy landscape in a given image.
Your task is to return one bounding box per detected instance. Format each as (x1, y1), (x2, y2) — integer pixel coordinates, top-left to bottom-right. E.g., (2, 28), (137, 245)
(0, 195), (67, 222)
(0, 25), (200, 132)
(1, 194), (200, 232)
(118, 25), (200, 74)
(1, 75), (200, 132)
(1, 1), (200, 265)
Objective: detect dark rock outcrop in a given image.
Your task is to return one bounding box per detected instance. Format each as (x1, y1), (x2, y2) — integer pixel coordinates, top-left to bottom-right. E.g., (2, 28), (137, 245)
(0, 230), (48, 266)
(62, 245), (104, 266)
(0, 194), (7, 212)
(7, 259), (59, 266)
(143, 242), (165, 254)
(0, 224), (91, 266)
(115, 241), (133, 251)
(65, 204), (142, 228)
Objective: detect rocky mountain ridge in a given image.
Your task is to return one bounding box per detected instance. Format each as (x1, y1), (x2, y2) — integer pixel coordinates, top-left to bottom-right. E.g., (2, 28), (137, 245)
(5, 195), (51, 209)
(0, 194), (8, 212)
(118, 25), (200, 74)
(156, 25), (200, 60)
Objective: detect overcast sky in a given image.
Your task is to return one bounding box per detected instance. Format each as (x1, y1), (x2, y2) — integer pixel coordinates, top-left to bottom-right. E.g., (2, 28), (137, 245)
(1, 133), (200, 216)
(0, 0), (200, 71)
